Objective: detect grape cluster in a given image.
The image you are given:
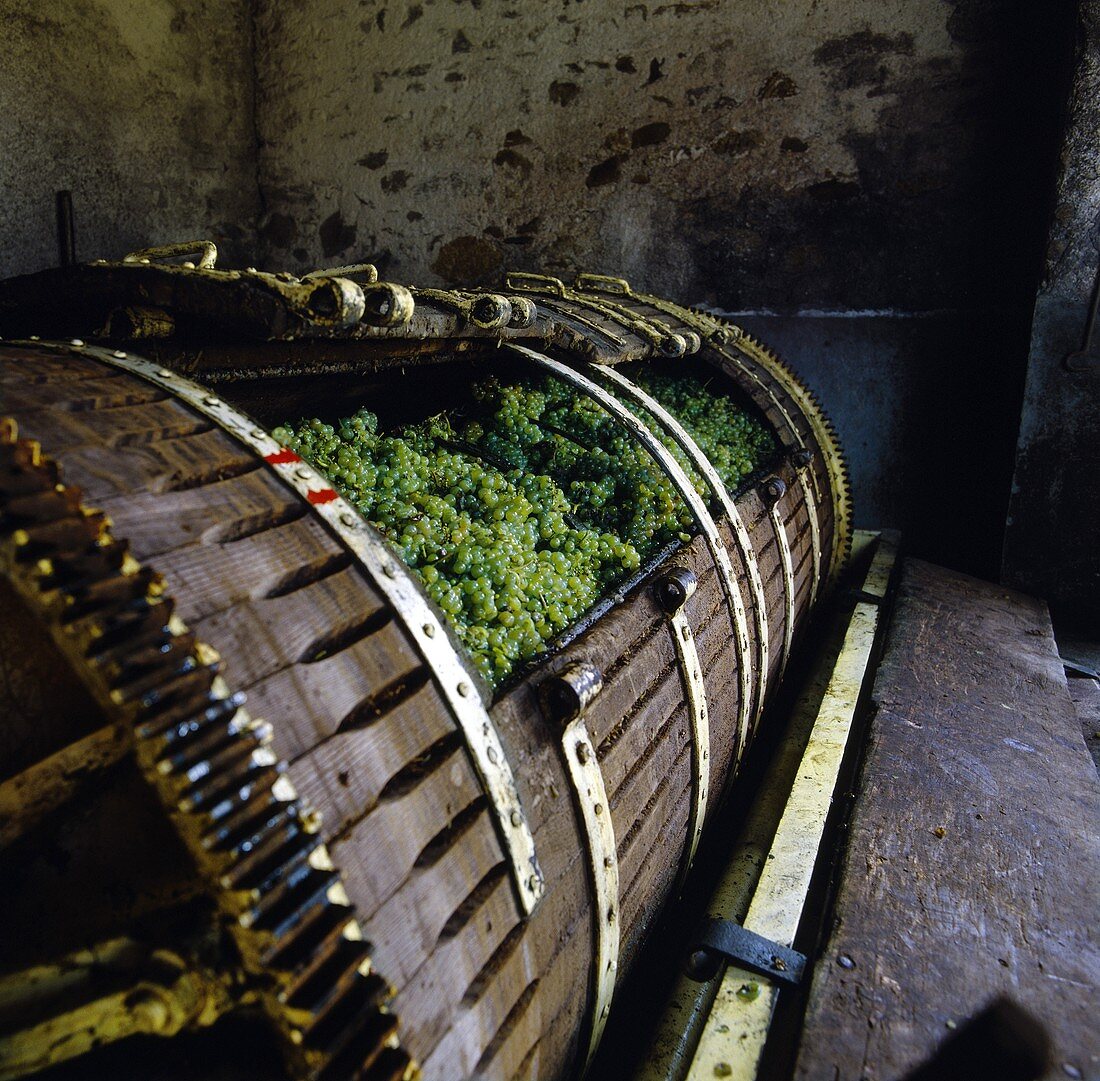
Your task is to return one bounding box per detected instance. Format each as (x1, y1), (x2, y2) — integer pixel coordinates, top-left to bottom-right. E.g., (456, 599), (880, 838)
(273, 365), (772, 689)
(624, 367), (774, 494)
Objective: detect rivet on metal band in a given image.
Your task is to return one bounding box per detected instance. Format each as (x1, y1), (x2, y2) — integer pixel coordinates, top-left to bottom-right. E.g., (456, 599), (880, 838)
(506, 346), (755, 763)
(654, 568), (710, 879)
(544, 663), (619, 1071)
(44, 341), (544, 919)
(592, 361), (771, 724)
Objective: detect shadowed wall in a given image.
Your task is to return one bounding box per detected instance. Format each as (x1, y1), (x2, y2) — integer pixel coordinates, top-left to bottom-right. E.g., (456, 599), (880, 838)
(0, 0), (259, 276)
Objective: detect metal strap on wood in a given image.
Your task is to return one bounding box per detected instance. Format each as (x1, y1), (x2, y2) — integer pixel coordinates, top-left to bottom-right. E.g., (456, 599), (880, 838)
(730, 333), (839, 590)
(541, 659), (619, 1072)
(506, 345), (754, 765)
(562, 713), (619, 1069)
(650, 566), (710, 885)
(52, 341), (544, 919)
(594, 362), (771, 726)
(767, 495), (797, 684)
(729, 338), (824, 609)
(670, 602), (710, 871)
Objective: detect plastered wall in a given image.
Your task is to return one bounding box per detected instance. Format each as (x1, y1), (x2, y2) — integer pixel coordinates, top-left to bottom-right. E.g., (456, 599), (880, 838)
(1003, 0), (1100, 628)
(253, 0), (1066, 313)
(0, 0), (258, 277)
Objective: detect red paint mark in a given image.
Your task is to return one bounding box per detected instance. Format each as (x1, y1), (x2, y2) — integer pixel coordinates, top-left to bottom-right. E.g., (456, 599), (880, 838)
(307, 488), (339, 505)
(265, 448), (302, 465)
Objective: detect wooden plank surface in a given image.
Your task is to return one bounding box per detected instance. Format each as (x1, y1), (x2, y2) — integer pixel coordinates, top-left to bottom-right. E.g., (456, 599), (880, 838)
(794, 559), (1100, 1081)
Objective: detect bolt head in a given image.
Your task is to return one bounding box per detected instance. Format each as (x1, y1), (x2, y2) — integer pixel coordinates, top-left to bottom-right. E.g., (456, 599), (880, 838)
(684, 948), (720, 982)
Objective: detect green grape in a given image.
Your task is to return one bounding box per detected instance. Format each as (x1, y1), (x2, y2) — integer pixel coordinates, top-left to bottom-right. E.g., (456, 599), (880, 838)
(275, 363), (772, 689)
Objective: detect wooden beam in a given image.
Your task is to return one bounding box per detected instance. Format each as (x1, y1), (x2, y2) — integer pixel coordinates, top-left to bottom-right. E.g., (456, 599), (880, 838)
(794, 560), (1100, 1080)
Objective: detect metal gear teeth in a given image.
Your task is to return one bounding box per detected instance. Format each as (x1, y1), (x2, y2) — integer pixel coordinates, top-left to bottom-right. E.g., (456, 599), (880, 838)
(0, 414), (416, 1081)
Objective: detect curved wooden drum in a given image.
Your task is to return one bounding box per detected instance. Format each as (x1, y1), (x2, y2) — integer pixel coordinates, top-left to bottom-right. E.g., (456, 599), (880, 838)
(0, 266), (849, 1081)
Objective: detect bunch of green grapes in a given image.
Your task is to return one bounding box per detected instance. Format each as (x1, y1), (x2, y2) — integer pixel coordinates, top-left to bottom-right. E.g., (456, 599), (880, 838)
(272, 404), (642, 687)
(462, 375), (697, 558)
(272, 366), (773, 689)
(624, 367), (774, 493)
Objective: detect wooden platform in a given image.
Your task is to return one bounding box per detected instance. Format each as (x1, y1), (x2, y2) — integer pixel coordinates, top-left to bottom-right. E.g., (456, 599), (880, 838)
(793, 559), (1100, 1080)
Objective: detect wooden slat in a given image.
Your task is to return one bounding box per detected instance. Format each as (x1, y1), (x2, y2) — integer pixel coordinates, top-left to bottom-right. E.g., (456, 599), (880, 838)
(94, 468), (304, 557)
(330, 744), (485, 918)
(394, 873), (522, 1055)
(2, 374), (165, 414)
(794, 560), (1100, 1081)
(419, 886), (591, 1080)
(357, 810), (506, 987)
(287, 679), (449, 843)
(0, 351), (125, 383)
(245, 619), (423, 760)
(159, 515), (349, 623)
(191, 565), (388, 689)
(600, 644), (682, 801)
(617, 749), (692, 957)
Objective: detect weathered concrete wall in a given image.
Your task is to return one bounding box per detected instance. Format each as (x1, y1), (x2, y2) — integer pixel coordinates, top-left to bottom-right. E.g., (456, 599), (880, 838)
(1003, 0), (1100, 628)
(253, 0), (1066, 313)
(0, 0), (258, 277)
(0, 1), (1079, 588)
(737, 309), (1033, 576)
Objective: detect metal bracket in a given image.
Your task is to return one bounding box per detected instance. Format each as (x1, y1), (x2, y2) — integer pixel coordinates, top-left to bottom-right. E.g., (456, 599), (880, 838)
(561, 281), (690, 357)
(689, 918), (807, 988)
(520, 294), (628, 349)
(574, 272), (634, 297)
(123, 240), (218, 270)
(655, 569), (710, 878)
(766, 492), (797, 685)
(573, 274), (706, 354)
(503, 270), (567, 297)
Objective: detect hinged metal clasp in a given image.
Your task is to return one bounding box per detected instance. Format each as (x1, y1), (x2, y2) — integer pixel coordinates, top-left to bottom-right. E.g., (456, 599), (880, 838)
(123, 241), (218, 270)
(503, 271), (567, 297)
(574, 272), (634, 298)
(543, 661), (618, 1068)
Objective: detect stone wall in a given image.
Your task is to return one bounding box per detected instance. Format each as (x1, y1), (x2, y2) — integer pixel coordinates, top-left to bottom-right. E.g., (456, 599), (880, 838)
(253, 0), (1069, 314)
(1003, 0), (1100, 627)
(0, 0), (259, 277)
